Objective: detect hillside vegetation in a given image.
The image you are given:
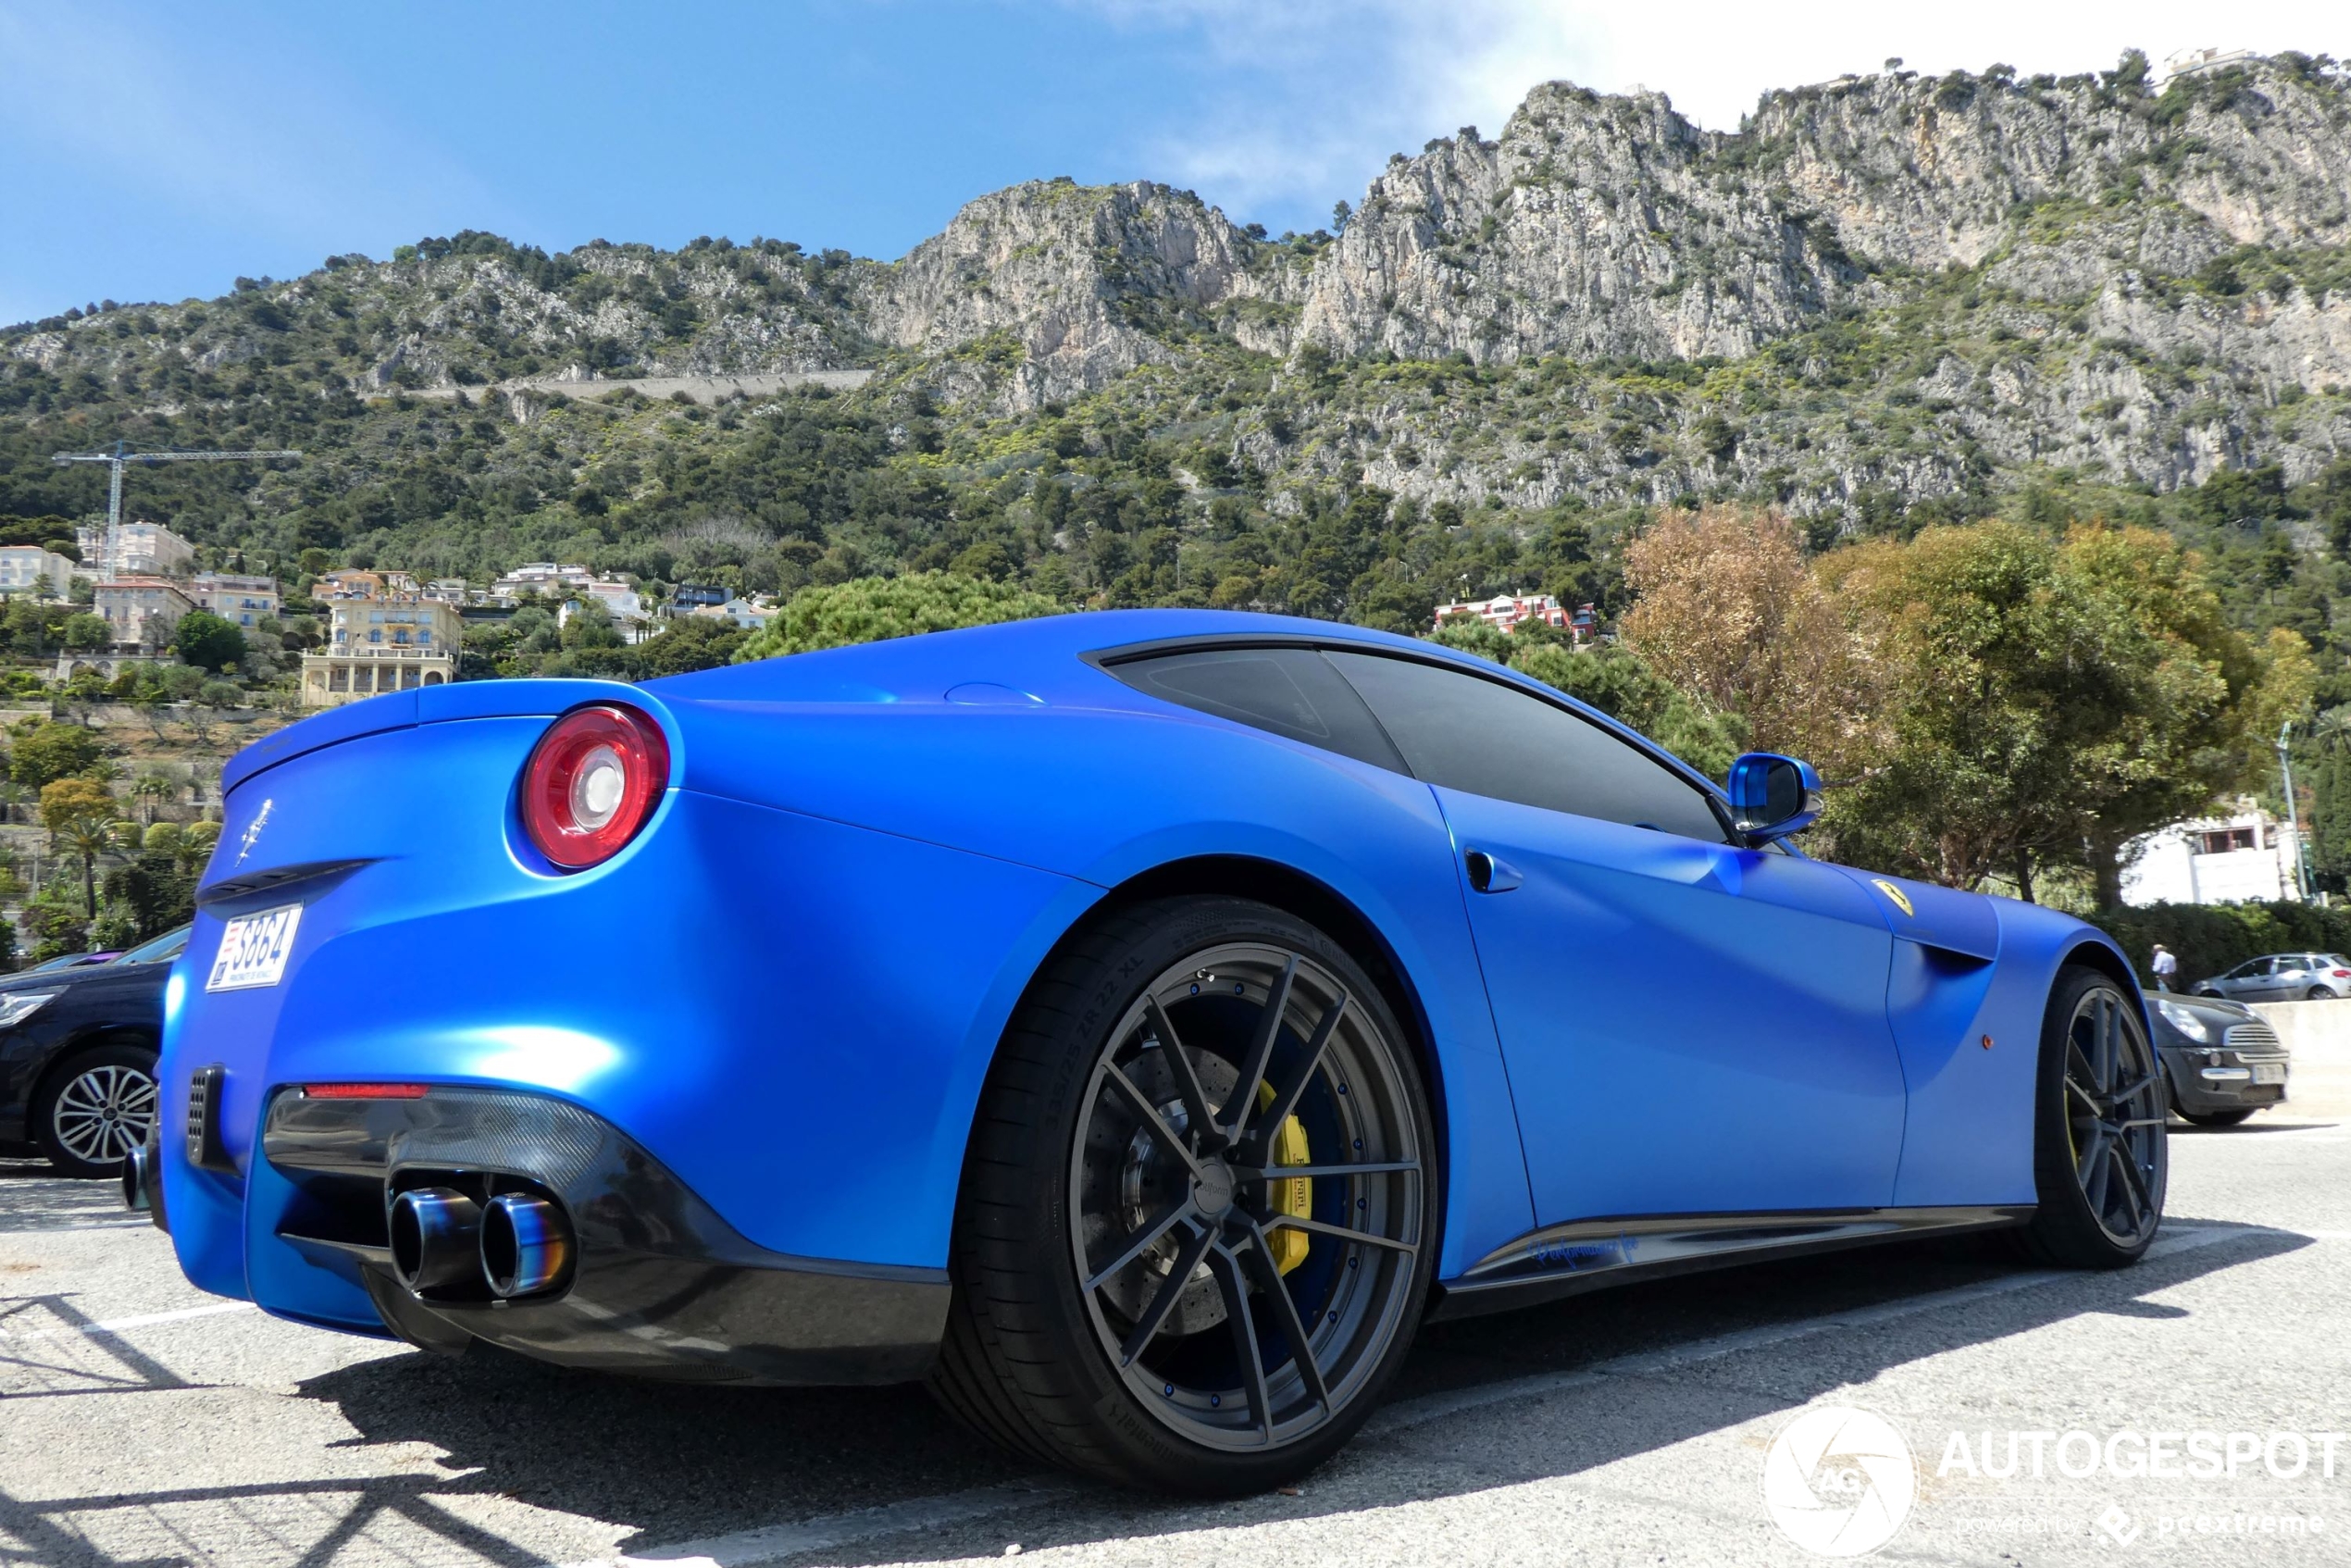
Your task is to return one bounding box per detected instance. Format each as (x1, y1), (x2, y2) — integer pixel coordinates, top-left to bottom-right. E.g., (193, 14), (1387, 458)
(5, 52), (2351, 912)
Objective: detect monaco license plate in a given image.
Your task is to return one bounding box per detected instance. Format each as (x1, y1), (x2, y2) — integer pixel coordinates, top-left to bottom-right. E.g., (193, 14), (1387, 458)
(205, 904), (304, 992)
(2251, 1062), (2287, 1086)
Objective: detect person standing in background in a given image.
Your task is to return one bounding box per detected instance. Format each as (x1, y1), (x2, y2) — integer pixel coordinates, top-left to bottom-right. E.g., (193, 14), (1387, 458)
(2151, 943), (2178, 991)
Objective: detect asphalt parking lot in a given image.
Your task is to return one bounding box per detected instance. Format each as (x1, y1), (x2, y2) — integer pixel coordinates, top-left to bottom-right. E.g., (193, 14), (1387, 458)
(6, 1037), (2349, 1568)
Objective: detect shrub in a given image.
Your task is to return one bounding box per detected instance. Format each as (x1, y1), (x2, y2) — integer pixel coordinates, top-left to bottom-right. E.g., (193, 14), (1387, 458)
(733, 572), (1065, 661)
(2084, 900), (2351, 990)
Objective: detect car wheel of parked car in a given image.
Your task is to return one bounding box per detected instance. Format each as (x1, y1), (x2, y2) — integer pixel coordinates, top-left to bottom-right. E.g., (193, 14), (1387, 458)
(934, 895), (1437, 1495)
(2190, 988), (2221, 999)
(2307, 987), (2332, 1000)
(2019, 966), (2167, 1268)
(34, 1041), (159, 1180)
(2178, 1107), (2258, 1128)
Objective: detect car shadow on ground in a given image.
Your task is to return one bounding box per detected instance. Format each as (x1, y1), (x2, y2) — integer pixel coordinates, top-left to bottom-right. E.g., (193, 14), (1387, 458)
(0, 1157), (143, 1234)
(271, 1221), (2307, 1564)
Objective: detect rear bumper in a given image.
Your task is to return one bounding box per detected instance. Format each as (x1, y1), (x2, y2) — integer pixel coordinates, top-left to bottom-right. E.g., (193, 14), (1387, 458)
(257, 1085), (947, 1383)
(155, 706), (1095, 1380)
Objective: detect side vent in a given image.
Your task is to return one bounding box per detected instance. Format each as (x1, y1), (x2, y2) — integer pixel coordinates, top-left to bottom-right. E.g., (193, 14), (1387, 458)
(186, 1065), (235, 1172)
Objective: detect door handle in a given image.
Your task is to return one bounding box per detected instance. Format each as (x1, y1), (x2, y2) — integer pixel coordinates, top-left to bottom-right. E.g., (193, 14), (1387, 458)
(1464, 849), (1523, 893)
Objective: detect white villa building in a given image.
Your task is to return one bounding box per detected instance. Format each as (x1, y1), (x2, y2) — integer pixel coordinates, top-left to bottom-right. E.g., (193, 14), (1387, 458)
(2121, 801), (2306, 906)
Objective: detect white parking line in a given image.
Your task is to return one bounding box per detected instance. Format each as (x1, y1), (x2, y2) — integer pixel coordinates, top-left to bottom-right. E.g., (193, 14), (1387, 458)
(0, 1300), (254, 1343)
(554, 1223), (2266, 1568)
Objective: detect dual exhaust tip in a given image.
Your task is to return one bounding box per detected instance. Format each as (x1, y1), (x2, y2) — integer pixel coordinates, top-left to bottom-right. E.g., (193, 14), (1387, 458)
(389, 1188), (573, 1300)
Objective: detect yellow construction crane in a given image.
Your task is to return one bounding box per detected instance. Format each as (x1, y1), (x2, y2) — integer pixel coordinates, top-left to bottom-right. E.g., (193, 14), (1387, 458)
(49, 440), (301, 574)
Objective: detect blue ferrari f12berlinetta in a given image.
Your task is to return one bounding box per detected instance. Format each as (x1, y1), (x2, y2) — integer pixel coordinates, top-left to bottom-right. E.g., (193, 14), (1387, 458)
(136, 609), (2166, 1494)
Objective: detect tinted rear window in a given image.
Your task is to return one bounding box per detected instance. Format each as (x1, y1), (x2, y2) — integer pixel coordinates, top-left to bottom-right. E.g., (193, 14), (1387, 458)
(1109, 647), (1407, 773)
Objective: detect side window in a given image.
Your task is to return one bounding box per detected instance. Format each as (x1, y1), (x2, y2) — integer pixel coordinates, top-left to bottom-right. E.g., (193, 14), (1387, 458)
(1107, 647), (1407, 773)
(1325, 652), (1730, 842)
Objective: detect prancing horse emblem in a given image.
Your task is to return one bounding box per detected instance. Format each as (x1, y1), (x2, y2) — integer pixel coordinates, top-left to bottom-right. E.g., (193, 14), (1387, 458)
(237, 799), (274, 865)
(1870, 878), (1914, 918)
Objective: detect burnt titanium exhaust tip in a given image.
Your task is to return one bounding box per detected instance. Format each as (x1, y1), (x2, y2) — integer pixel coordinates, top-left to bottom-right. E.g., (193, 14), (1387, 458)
(389, 1188), (484, 1294)
(480, 1192), (573, 1299)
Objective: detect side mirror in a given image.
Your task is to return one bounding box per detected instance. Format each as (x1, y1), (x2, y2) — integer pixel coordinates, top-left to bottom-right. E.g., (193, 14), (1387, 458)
(1725, 752), (1822, 844)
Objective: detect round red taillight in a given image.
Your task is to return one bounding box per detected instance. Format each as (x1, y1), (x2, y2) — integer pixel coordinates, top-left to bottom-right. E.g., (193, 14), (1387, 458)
(520, 704), (669, 871)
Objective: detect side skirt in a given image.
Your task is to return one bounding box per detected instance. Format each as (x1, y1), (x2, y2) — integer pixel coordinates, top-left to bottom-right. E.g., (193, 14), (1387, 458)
(1426, 1205), (2034, 1322)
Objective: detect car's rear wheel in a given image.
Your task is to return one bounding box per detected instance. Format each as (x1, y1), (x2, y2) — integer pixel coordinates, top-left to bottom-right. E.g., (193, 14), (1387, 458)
(2179, 1106), (2258, 1127)
(2019, 967), (2166, 1267)
(2307, 986), (2332, 1000)
(34, 1041), (159, 1179)
(933, 896), (1437, 1494)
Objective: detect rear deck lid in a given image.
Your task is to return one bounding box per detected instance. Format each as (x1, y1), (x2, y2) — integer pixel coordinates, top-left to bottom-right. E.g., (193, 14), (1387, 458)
(220, 679), (654, 797)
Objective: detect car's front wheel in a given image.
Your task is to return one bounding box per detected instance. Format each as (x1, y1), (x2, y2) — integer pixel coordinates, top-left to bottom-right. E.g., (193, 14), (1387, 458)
(933, 896), (1437, 1494)
(34, 1041), (159, 1179)
(2019, 967), (2166, 1267)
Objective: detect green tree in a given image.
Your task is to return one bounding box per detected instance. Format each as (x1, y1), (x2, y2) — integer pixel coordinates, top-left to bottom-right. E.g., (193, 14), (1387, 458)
(21, 899), (89, 965)
(1820, 521), (2286, 901)
(9, 722), (103, 789)
(131, 771), (174, 824)
(100, 849), (198, 939)
(180, 818), (223, 874)
(638, 615), (746, 676)
(41, 776), (122, 915)
(59, 613), (110, 650)
(560, 598), (625, 650)
(732, 572), (1064, 661)
(170, 610), (248, 672)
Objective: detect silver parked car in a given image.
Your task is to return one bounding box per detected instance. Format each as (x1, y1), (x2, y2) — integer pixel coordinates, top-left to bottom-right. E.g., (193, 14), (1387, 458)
(2189, 952), (2351, 1002)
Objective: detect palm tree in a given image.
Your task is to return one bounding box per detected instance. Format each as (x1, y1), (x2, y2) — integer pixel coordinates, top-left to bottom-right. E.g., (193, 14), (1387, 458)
(49, 814), (113, 917)
(2314, 705), (2351, 753)
(131, 772), (172, 826)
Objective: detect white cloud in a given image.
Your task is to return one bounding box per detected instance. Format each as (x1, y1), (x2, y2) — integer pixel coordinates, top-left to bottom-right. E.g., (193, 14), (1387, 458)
(1068, 0), (2349, 220)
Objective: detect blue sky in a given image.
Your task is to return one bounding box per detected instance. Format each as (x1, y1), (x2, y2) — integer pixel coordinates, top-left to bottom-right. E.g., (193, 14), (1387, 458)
(3, 1), (2343, 326)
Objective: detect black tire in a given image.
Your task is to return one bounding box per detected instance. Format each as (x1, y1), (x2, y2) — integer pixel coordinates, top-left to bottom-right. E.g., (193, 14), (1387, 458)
(2019, 967), (2166, 1267)
(2179, 1107), (2258, 1128)
(932, 895), (1438, 1495)
(2191, 988), (2221, 999)
(33, 1040), (160, 1180)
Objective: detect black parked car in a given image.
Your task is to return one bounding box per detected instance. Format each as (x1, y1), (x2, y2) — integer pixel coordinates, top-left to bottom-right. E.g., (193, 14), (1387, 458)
(0, 927), (188, 1177)
(2146, 989), (2291, 1126)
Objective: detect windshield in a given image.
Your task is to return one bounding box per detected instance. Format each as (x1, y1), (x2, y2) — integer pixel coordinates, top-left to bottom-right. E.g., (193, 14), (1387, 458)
(118, 926), (192, 965)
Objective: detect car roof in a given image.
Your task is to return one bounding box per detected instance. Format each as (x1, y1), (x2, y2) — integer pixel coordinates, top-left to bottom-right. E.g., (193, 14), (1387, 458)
(649, 608), (1727, 798)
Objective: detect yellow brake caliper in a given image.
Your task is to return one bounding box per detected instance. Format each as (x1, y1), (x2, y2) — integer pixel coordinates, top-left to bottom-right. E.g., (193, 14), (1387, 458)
(1257, 1082), (1312, 1274)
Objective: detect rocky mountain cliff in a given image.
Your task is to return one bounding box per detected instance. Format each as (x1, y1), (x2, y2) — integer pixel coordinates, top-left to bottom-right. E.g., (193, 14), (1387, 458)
(5, 52), (2350, 570)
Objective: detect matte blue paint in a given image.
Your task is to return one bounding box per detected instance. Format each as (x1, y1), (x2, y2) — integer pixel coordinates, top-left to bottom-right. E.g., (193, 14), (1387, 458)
(158, 609), (2127, 1355)
(1436, 786), (1907, 1222)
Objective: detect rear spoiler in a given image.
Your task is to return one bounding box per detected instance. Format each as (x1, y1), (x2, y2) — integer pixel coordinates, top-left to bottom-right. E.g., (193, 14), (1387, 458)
(220, 679), (655, 797)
